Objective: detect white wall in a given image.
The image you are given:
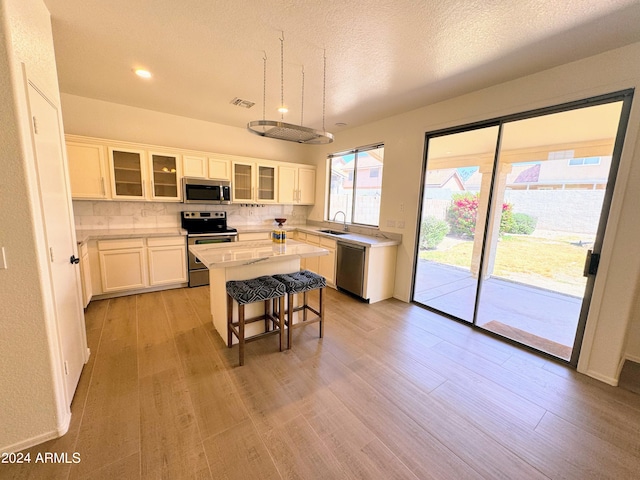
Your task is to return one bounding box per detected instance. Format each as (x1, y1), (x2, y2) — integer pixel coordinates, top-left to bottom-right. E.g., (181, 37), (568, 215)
(307, 42), (640, 385)
(60, 94), (312, 165)
(0, 0), (70, 452)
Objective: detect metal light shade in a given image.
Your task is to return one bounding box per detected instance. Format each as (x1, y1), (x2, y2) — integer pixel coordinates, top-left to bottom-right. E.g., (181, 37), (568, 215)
(247, 120), (334, 144)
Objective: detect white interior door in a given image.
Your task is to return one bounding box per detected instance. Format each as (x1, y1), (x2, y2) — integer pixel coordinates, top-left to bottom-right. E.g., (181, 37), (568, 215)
(28, 81), (86, 403)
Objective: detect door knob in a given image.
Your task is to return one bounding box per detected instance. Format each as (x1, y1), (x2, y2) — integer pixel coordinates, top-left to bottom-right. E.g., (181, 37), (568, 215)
(70, 255), (80, 265)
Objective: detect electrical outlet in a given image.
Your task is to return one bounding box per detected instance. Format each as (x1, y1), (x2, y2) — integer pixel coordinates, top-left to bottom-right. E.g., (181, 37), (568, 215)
(397, 220), (405, 229)
(0, 247), (6, 269)
(386, 220), (396, 227)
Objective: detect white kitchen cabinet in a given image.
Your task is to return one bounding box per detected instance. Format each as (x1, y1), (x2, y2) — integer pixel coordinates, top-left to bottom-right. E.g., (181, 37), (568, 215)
(183, 155), (231, 180)
(66, 141), (109, 199)
(109, 147), (181, 202)
(98, 238), (148, 292)
(362, 244), (397, 303)
(147, 236), (187, 286)
(318, 237), (337, 286)
(208, 156), (231, 180)
(79, 242), (92, 307)
(232, 160), (277, 203)
(278, 164), (316, 205)
(149, 152), (181, 201)
(109, 147), (147, 200)
(183, 155), (207, 178)
(237, 231), (272, 242)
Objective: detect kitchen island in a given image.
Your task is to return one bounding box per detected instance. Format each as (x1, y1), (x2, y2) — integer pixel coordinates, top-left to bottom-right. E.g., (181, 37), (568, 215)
(189, 239), (328, 345)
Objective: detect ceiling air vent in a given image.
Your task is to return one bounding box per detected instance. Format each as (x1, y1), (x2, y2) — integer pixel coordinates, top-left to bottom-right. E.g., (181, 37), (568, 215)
(230, 97), (255, 109)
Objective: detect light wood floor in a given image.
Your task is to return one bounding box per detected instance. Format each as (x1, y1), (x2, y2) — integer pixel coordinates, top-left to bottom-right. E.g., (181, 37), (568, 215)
(5, 287), (640, 479)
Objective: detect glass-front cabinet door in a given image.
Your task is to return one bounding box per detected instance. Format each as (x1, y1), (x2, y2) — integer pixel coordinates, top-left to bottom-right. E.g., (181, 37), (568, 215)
(257, 164), (276, 202)
(233, 162), (254, 202)
(150, 152), (180, 201)
(109, 147), (145, 199)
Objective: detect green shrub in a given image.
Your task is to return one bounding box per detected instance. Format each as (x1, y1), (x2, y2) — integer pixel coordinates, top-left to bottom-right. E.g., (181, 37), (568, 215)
(506, 212), (537, 235)
(420, 217), (449, 250)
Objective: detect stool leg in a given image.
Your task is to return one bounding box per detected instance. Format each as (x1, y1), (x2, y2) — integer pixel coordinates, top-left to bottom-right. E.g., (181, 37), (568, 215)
(227, 293), (233, 348)
(287, 293), (293, 350)
(238, 304), (245, 366)
(264, 300), (270, 332)
(319, 287), (324, 338)
(278, 296), (285, 352)
(303, 292), (308, 322)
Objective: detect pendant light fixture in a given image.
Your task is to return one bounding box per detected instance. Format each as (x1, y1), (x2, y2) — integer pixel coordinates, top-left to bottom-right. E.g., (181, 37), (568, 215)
(248, 33), (334, 144)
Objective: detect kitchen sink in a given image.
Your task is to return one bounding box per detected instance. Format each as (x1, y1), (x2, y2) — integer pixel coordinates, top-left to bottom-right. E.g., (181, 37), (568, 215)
(319, 229), (348, 236)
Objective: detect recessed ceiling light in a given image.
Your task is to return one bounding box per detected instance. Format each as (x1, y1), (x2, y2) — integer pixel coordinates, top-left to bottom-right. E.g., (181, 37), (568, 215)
(134, 69), (152, 79)
(335, 122), (347, 127)
(278, 106), (288, 114)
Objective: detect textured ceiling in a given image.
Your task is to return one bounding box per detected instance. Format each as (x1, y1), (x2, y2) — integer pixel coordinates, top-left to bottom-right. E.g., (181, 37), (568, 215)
(43, 0), (640, 133)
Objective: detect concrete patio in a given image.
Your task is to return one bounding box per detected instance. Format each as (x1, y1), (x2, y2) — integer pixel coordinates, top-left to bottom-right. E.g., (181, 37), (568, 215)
(413, 261), (582, 360)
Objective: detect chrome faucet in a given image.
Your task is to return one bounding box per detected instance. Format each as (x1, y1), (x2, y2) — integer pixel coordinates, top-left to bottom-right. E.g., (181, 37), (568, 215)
(333, 210), (348, 231)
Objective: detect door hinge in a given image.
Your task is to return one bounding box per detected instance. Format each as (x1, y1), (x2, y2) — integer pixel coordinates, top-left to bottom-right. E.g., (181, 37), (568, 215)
(583, 250), (600, 277)
(49, 247), (54, 262)
(32, 116), (38, 134)
(64, 360), (69, 376)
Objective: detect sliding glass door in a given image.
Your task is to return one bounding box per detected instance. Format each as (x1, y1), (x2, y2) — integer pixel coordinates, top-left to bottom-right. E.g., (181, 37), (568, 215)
(413, 92), (632, 363)
(414, 126), (499, 322)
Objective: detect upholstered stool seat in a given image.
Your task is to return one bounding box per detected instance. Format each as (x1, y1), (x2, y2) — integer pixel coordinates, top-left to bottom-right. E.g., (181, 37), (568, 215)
(272, 270), (326, 349)
(226, 276), (286, 366)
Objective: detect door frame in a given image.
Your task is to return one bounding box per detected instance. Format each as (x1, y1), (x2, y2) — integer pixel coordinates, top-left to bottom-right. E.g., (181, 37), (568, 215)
(411, 89), (634, 367)
(23, 65), (89, 411)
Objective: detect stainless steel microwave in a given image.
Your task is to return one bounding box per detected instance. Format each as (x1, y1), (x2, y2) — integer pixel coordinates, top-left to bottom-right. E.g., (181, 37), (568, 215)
(182, 177), (232, 204)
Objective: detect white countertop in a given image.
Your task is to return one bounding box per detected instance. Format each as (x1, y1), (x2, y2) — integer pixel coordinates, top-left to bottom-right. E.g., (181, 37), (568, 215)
(189, 239), (328, 268)
(232, 224), (400, 248)
(295, 226), (400, 248)
(76, 228), (186, 245)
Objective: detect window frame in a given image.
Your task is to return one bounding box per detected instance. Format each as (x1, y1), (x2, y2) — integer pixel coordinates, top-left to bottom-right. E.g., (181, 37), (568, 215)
(326, 143), (384, 227)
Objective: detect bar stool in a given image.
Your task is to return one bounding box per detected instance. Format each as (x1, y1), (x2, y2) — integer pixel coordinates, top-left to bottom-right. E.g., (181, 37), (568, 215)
(226, 276), (286, 366)
(272, 270), (326, 349)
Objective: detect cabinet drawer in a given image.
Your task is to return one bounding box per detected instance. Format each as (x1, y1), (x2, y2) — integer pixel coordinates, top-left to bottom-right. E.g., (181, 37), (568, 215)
(320, 237), (336, 248)
(146, 236), (185, 247)
(98, 238), (145, 250)
(238, 232), (271, 242)
(306, 234), (320, 245)
(296, 232), (307, 241)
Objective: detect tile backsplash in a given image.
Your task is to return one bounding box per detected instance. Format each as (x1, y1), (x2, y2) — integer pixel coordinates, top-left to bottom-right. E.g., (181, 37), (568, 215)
(73, 201), (312, 230)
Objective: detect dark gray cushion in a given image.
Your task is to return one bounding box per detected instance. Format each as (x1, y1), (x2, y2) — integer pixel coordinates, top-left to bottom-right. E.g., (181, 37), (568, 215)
(226, 276), (286, 305)
(272, 270), (326, 294)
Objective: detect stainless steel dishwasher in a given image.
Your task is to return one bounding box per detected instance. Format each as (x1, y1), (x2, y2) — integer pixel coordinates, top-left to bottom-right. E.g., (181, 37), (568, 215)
(336, 242), (366, 299)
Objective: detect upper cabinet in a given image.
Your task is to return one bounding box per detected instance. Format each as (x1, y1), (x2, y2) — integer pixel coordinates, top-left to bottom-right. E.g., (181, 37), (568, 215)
(232, 160), (277, 203)
(66, 141), (110, 199)
(183, 154), (231, 180)
(149, 152), (181, 201)
(109, 147), (146, 199)
(278, 164), (316, 204)
(66, 135), (314, 205)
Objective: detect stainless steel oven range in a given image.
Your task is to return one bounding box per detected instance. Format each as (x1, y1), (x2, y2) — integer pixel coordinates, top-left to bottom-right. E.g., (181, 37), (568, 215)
(181, 211), (237, 287)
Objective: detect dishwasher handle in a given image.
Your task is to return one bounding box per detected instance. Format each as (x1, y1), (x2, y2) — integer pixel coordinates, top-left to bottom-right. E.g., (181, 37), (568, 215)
(337, 241), (366, 251)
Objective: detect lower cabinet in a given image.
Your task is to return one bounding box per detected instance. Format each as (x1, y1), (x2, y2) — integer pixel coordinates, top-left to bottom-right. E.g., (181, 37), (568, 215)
(318, 237), (337, 286)
(147, 237), (188, 286)
(295, 232), (336, 287)
(98, 238), (148, 293)
(94, 236), (187, 295)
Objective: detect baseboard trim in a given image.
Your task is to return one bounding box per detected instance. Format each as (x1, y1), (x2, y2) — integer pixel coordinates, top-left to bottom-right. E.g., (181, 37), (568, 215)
(625, 353), (640, 364)
(91, 282), (187, 301)
(584, 369), (619, 386)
